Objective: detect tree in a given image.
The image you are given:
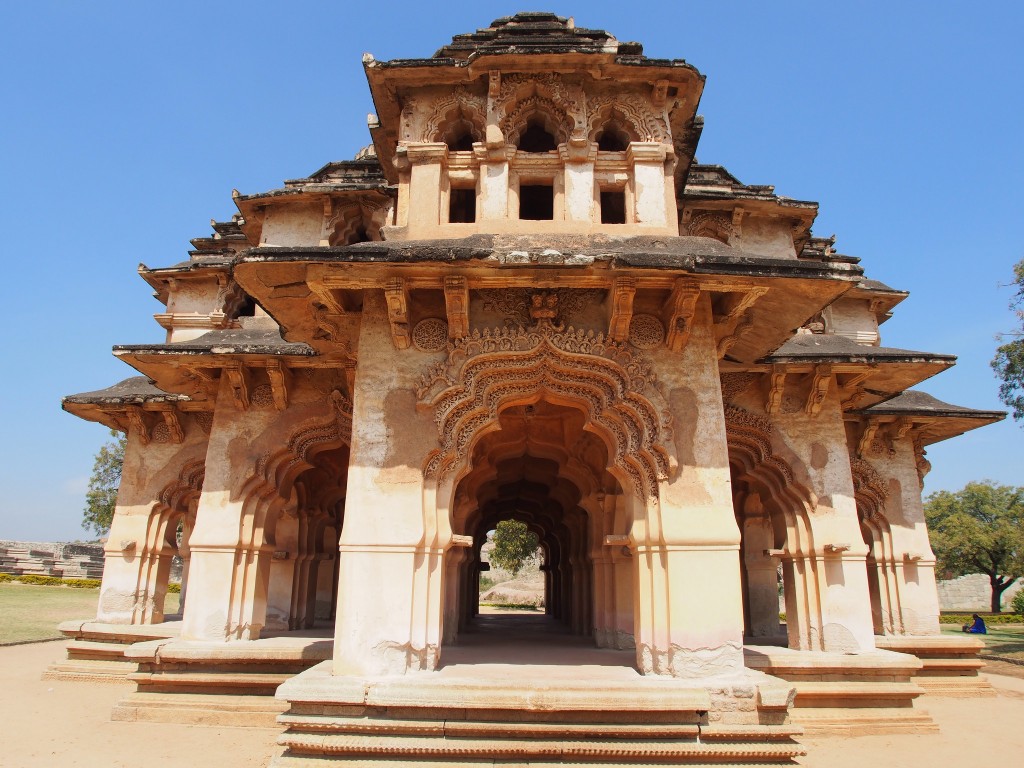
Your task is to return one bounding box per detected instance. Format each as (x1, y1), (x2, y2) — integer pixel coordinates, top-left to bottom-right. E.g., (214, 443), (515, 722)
(924, 481), (1024, 612)
(992, 258), (1024, 422)
(488, 519), (539, 576)
(82, 429), (126, 536)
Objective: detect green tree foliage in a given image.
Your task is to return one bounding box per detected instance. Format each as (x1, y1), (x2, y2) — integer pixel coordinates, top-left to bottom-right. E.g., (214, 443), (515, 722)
(489, 519), (539, 576)
(924, 481), (1024, 613)
(82, 429), (126, 536)
(992, 258), (1024, 422)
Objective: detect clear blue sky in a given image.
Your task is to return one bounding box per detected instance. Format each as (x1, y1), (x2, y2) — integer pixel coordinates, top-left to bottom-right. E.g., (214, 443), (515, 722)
(1, 2), (1021, 542)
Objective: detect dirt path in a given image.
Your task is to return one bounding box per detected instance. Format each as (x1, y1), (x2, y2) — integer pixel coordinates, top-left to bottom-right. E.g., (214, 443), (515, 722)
(0, 641), (280, 768)
(2, 639), (1024, 767)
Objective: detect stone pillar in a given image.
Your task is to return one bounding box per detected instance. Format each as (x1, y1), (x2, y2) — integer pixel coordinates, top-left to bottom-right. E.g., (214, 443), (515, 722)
(559, 141), (597, 223)
(627, 142), (671, 228)
(632, 294), (745, 677)
(332, 291), (443, 676)
(96, 431), (206, 625)
(180, 379), (282, 641)
(474, 139), (512, 222)
(882, 442), (941, 636)
(406, 143), (447, 232)
(778, 388), (877, 652)
(741, 495), (782, 638)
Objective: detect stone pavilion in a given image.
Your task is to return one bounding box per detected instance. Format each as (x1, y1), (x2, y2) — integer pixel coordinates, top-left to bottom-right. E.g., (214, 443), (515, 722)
(61, 12), (1004, 766)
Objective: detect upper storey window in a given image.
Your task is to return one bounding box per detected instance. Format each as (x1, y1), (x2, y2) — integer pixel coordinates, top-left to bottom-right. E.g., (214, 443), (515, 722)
(442, 120), (478, 152)
(595, 123), (631, 152)
(517, 120), (558, 153)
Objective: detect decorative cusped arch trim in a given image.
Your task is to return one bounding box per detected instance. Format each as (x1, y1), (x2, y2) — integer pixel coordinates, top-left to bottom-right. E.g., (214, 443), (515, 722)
(850, 457), (890, 523)
(422, 87), (487, 145)
(502, 96), (572, 148)
(587, 94), (670, 144)
(251, 390), (353, 492)
(417, 327), (676, 500)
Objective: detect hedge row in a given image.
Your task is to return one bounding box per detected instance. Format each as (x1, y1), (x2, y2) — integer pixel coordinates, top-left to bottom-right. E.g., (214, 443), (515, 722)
(939, 612), (1024, 625)
(0, 574), (101, 589)
(0, 573), (183, 592)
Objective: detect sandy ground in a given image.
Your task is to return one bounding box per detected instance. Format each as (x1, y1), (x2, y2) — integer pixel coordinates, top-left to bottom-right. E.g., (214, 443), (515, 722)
(2, 638), (1024, 767)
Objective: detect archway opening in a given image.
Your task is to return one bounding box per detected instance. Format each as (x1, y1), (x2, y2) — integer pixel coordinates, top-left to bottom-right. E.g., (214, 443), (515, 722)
(261, 442), (348, 635)
(443, 398), (635, 667)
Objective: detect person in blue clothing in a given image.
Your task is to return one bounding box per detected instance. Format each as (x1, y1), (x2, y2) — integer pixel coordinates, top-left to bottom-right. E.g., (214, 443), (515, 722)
(962, 613), (987, 634)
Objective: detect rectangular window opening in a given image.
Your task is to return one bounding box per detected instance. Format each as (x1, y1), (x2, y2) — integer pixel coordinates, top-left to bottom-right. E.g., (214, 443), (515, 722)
(449, 188), (477, 223)
(600, 190), (626, 224)
(520, 184), (554, 221)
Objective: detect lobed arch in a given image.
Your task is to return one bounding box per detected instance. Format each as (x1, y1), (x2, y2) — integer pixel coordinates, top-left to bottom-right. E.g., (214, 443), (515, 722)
(587, 94), (670, 145)
(850, 457), (902, 634)
(134, 457), (205, 623)
(502, 96), (572, 150)
(725, 405), (825, 650)
(219, 391), (353, 637)
(328, 203), (385, 246)
(424, 97), (486, 150)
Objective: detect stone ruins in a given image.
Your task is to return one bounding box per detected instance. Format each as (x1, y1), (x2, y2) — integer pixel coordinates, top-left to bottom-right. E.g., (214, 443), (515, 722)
(59, 12), (1005, 766)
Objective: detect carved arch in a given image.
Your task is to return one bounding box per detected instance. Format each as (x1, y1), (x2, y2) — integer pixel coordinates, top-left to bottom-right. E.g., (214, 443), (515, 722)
(422, 88), (486, 146)
(502, 96), (572, 149)
(328, 202), (386, 246)
(418, 327), (675, 500)
(686, 212), (733, 244)
(587, 94), (670, 144)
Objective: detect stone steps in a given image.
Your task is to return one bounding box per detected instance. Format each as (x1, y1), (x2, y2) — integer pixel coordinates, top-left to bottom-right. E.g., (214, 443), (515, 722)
(44, 620), (180, 682)
(129, 669), (296, 695)
(743, 645), (933, 735)
(874, 635), (995, 697)
(272, 661), (805, 766)
(112, 691), (287, 728)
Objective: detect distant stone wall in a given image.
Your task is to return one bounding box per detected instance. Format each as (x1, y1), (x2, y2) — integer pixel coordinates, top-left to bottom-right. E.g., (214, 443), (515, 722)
(0, 539), (106, 580)
(937, 573), (1023, 612)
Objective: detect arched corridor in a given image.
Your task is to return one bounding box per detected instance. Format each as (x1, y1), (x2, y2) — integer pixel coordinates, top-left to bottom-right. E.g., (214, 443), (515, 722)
(444, 399), (635, 662)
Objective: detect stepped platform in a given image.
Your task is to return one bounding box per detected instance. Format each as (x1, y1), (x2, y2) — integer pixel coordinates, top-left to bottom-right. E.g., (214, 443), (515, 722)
(113, 630), (332, 727)
(273, 614), (803, 766)
(874, 634), (994, 697)
(744, 645), (935, 735)
(44, 620), (180, 683)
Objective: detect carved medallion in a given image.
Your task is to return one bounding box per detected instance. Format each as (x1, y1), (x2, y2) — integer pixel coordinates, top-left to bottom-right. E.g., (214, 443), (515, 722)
(412, 318), (449, 352)
(628, 314), (665, 349)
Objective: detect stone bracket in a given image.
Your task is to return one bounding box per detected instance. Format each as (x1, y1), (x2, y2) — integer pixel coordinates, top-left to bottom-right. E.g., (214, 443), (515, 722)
(266, 360), (291, 410)
(717, 310), (754, 359)
(443, 276), (470, 340)
(804, 364), (832, 417)
(858, 419), (880, 458)
(662, 279), (700, 352)
(125, 407), (150, 446)
(608, 278), (636, 341)
(224, 363), (251, 410)
(714, 287), (766, 326)
(150, 404), (184, 444)
(384, 278), (411, 350)
(766, 366), (787, 416)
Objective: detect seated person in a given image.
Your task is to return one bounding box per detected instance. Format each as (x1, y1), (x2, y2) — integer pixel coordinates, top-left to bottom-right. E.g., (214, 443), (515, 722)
(962, 613), (987, 634)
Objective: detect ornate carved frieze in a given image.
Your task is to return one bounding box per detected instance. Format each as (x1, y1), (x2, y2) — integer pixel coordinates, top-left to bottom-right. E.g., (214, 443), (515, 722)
(478, 288), (604, 329)
(724, 405), (795, 485)
(850, 457), (890, 521)
(412, 318), (450, 352)
(416, 324), (675, 500)
(685, 211), (733, 243)
(627, 314), (664, 350)
(719, 373), (758, 404)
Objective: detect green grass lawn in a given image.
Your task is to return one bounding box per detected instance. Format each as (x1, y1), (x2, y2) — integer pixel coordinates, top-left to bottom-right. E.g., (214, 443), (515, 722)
(941, 623), (1024, 660)
(0, 583), (180, 644)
